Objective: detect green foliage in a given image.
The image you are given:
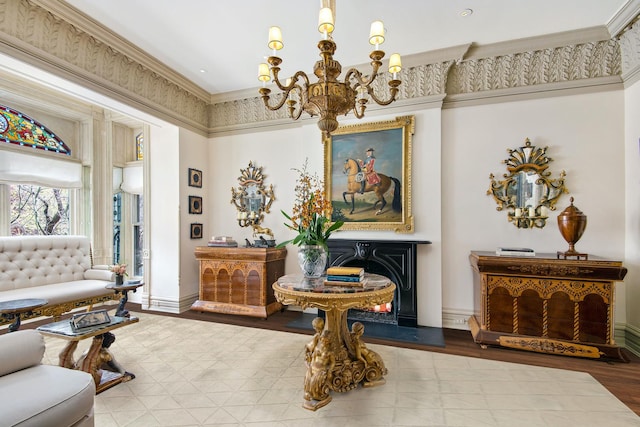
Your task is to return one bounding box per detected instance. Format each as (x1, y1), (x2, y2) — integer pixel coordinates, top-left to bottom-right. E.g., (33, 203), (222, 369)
(277, 210), (343, 251)
(276, 159), (343, 251)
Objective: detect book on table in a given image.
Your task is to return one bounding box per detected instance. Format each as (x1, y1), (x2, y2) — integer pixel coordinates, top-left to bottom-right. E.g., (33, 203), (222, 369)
(326, 266), (364, 278)
(326, 274), (361, 282)
(208, 242), (238, 247)
(323, 279), (365, 287)
(324, 266), (365, 287)
(496, 247), (535, 256)
(208, 239), (238, 247)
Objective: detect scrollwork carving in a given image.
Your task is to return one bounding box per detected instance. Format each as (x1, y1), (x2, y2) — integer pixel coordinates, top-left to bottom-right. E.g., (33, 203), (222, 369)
(488, 138), (568, 228)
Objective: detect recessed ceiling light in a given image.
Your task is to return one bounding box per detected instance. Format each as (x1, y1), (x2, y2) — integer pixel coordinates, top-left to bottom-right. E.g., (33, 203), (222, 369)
(460, 8), (473, 17)
(199, 69), (207, 73)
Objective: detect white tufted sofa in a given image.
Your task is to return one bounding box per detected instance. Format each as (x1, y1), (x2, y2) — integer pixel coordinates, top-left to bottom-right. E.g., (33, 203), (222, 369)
(0, 235), (119, 326)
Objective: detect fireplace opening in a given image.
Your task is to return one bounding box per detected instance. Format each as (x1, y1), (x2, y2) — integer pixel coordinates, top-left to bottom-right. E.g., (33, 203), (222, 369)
(327, 239), (431, 327)
(337, 258), (400, 324)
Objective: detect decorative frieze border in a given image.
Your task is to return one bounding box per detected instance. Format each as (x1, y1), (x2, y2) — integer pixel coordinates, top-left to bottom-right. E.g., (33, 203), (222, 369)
(0, 0), (209, 132)
(449, 40), (621, 94)
(0, 0), (636, 136)
(619, 17), (640, 85)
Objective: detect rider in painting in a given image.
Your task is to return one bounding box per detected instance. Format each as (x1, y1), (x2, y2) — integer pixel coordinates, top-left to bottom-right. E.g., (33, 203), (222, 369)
(358, 148), (381, 193)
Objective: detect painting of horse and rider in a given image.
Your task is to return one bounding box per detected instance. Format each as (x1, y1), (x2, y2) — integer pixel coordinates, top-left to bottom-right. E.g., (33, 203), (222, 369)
(324, 116), (414, 232)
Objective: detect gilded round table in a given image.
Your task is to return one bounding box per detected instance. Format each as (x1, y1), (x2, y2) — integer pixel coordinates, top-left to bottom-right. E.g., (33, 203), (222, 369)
(273, 273), (395, 411)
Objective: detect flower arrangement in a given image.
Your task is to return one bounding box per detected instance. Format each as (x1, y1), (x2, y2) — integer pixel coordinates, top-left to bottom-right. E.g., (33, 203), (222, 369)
(278, 159), (344, 251)
(110, 263), (128, 277)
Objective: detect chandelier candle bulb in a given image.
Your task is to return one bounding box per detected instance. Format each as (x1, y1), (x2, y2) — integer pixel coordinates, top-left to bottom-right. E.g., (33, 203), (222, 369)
(318, 7), (334, 37)
(268, 26), (283, 52)
(369, 20), (385, 48)
(389, 53), (402, 77)
(529, 207), (535, 217)
(258, 63), (270, 83)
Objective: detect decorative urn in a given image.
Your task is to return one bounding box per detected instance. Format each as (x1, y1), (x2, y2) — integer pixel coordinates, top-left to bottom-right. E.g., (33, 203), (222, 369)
(557, 197), (588, 259)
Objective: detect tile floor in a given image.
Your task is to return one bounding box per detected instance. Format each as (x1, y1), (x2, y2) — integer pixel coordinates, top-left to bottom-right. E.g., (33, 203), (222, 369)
(41, 313), (640, 427)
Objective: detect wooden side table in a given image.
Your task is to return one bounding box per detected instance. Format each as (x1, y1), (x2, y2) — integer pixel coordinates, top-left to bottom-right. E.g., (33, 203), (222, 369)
(273, 273), (395, 410)
(0, 298), (48, 332)
(469, 251), (628, 361)
(191, 246), (286, 318)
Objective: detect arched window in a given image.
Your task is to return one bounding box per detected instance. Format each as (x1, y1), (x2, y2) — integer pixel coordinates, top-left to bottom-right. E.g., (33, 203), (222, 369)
(0, 105), (77, 235)
(0, 104), (71, 155)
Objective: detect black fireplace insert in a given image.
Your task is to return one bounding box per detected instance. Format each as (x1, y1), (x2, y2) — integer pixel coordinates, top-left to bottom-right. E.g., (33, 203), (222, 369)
(327, 239), (431, 327)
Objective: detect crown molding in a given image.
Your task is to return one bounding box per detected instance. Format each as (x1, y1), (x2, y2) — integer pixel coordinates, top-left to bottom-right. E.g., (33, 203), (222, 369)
(444, 76), (622, 110)
(0, 0), (633, 137)
(0, 0), (209, 134)
(608, 0), (640, 37)
(31, 0), (210, 102)
(464, 26), (612, 61)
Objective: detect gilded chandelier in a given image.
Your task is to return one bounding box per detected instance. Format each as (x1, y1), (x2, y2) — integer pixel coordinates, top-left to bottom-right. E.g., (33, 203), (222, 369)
(257, 6), (402, 138)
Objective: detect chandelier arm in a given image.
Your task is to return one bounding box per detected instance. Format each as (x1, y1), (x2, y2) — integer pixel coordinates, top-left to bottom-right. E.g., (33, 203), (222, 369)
(366, 85), (400, 106)
(353, 103), (367, 119)
(273, 69), (310, 91)
(289, 86), (304, 120)
(261, 90), (291, 111)
(293, 71), (310, 87)
(344, 60), (382, 88)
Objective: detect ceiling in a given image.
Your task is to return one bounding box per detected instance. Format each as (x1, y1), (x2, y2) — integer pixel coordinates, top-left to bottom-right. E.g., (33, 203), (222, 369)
(62, 0), (630, 96)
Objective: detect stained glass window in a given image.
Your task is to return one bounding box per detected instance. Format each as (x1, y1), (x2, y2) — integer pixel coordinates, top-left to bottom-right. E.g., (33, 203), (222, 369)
(135, 132), (143, 160)
(0, 104), (71, 155)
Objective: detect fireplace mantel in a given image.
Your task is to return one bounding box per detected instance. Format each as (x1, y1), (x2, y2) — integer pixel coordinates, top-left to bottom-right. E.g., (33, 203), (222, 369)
(327, 239), (431, 327)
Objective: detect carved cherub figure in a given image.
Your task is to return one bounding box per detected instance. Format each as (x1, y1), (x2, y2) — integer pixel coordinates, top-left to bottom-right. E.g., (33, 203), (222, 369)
(350, 321), (387, 384)
(304, 330), (335, 403)
(305, 317), (325, 365)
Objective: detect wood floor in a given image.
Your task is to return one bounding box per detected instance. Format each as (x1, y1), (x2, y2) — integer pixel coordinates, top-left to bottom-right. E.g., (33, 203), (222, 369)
(142, 305), (640, 417)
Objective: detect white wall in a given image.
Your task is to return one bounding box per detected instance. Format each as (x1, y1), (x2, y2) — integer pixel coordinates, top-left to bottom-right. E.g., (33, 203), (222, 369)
(441, 90), (626, 325)
(142, 123), (181, 311)
(625, 80), (640, 331)
(179, 128), (209, 307)
(209, 107), (444, 327)
(207, 91), (627, 328)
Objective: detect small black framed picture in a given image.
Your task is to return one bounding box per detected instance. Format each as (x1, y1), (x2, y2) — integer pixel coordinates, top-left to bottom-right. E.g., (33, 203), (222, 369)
(190, 223), (203, 239)
(188, 168), (202, 188)
(189, 196), (203, 214)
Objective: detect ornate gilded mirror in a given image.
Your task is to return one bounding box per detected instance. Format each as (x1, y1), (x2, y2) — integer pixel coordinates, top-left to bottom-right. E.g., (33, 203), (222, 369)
(231, 161), (275, 227)
(488, 138), (568, 229)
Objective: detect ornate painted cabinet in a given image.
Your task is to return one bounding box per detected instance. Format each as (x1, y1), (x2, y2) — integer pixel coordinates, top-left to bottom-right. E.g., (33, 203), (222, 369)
(469, 251), (628, 361)
(191, 247), (286, 318)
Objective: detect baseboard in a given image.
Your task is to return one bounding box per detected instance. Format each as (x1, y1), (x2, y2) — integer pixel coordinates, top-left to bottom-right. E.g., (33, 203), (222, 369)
(141, 293), (198, 314)
(442, 308), (474, 330)
(624, 323), (640, 357)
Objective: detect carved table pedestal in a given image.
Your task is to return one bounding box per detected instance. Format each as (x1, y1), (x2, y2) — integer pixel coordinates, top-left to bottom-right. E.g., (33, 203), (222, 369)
(273, 273), (395, 410)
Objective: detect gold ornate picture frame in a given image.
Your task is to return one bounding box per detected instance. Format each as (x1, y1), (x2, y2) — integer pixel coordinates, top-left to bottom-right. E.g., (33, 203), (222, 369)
(188, 168), (202, 188)
(190, 223), (203, 239)
(189, 195), (202, 214)
(324, 115), (414, 233)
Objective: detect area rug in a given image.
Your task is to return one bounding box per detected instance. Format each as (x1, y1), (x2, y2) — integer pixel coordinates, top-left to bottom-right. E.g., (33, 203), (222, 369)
(286, 312), (446, 347)
(40, 312), (640, 426)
